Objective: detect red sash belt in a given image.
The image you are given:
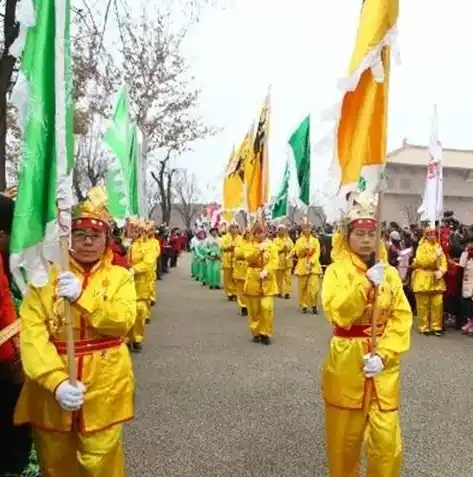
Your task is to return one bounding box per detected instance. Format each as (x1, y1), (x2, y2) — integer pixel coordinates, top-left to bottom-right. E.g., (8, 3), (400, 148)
(52, 337), (124, 357)
(333, 324), (385, 338)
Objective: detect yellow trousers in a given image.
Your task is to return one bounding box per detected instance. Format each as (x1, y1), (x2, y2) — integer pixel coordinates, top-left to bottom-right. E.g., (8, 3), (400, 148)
(325, 403), (402, 477)
(246, 296), (274, 337)
(235, 279), (247, 310)
(223, 268), (236, 298)
(297, 274), (319, 309)
(129, 299), (149, 343)
(415, 293), (443, 332)
(34, 424), (125, 477)
(275, 269), (292, 296)
(150, 271), (157, 304)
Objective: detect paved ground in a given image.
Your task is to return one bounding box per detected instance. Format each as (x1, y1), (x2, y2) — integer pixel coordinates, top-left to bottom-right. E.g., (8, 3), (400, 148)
(125, 254), (473, 477)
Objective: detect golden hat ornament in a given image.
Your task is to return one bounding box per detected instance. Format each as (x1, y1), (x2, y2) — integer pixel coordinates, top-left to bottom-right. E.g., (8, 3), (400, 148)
(72, 186), (111, 229)
(341, 191), (377, 230)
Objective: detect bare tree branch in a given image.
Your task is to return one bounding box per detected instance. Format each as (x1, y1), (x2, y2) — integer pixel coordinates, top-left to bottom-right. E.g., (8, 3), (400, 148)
(173, 169), (201, 229)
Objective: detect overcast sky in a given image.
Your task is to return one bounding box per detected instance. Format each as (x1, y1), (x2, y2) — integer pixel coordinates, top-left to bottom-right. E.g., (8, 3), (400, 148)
(175, 0), (473, 204)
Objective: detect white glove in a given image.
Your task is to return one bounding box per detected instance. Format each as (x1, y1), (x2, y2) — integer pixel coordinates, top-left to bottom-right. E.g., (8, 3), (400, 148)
(57, 272), (82, 302)
(122, 238), (132, 248)
(363, 354), (384, 378)
(129, 268), (135, 277)
(55, 380), (86, 411)
(260, 269), (268, 279)
(434, 270), (443, 280)
(436, 245), (443, 257)
(366, 263), (386, 286)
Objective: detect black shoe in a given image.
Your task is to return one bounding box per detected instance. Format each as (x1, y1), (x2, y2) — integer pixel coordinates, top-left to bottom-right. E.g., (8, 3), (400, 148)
(301, 307), (308, 314)
(421, 331), (432, 336)
(209, 286), (214, 290)
(145, 318), (150, 325)
(433, 330), (444, 337)
(284, 294), (290, 299)
(150, 301), (156, 307)
(252, 335), (261, 343)
(241, 307), (248, 316)
(261, 335), (271, 345)
(216, 286), (220, 290)
(312, 307), (318, 315)
(278, 293), (283, 298)
(231, 295), (237, 302)
(132, 342), (143, 352)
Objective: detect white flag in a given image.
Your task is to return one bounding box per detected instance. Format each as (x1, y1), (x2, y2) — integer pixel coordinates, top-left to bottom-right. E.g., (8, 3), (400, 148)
(418, 105), (443, 224)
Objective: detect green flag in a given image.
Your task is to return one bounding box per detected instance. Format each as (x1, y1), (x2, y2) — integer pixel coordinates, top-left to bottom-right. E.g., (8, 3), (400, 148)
(104, 85), (130, 222)
(10, 0), (74, 291)
(271, 161), (290, 219)
(289, 115), (311, 206)
(128, 123), (141, 216)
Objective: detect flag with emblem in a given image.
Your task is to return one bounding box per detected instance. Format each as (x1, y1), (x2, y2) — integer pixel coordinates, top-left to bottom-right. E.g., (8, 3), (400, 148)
(335, 0), (399, 199)
(245, 89), (270, 214)
(9, 0), (74, 291)
(222, 145), (243, 221)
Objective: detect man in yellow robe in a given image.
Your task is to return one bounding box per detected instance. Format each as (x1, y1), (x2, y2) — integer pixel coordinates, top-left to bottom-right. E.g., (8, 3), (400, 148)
(233, 229), (250, 316)
(14, 188), (136, 477)
(220, 222), (240, 301)
(272, 224), (293, 299)
(128, 219), (155, 351)
(411, 226), (447, 336)
(243, 222), (278, 345)
(145, 220), (161, 310)
(321, 193), (412, 477)
(293, 219), (321, 313)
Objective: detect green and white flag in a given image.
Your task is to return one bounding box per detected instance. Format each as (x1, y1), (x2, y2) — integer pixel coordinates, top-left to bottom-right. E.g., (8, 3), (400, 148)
(271, 161), (290, 220)
(289, 115), (311, 207)
(128, 123), (142, 216)
(9, 0), (74, 292)
(104, 85), (130, 223)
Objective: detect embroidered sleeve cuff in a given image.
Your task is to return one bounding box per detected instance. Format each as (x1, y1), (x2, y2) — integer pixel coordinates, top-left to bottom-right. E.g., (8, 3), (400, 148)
(37, 371), (69, 394)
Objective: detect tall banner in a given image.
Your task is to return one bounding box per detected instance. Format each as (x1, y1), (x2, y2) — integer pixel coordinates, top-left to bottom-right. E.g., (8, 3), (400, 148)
(418, 105), (443, 224)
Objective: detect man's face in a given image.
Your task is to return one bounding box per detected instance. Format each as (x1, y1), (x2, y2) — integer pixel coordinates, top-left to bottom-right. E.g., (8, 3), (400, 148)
(0, 230), (9, 252)
(71, 228), (107, 264)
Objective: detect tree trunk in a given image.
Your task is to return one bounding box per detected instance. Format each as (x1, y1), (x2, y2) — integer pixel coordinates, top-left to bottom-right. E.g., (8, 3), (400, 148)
(0, 0), (20, 190)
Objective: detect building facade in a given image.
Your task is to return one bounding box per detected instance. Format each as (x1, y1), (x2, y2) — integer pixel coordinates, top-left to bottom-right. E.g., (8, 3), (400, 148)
(383, 140), (473, 225)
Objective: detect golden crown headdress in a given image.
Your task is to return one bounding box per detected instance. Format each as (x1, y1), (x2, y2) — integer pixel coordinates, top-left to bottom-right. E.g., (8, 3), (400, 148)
(72, 186), (111, 225)
(341, 191), (377, 231)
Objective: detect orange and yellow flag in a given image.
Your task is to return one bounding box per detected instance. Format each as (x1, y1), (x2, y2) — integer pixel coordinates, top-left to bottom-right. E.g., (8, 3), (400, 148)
(337, 0), (398, 197)
(245, 90), (270, 214)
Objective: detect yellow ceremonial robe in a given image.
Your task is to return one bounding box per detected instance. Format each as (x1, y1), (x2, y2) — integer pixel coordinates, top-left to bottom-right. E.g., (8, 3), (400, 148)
(15, 250), (136, 477)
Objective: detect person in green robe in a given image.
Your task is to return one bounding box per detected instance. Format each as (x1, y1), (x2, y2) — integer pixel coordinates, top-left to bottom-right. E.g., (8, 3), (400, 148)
(204, 227), (222, 289)
(194, 232), (208, 285)
(190, 232), (201, 280)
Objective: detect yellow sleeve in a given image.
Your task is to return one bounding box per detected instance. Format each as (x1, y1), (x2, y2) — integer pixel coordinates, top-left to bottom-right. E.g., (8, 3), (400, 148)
(234, 243), (245, 260)
(264, 246), (278, 273)
(19, 287), (69, 393)
(294, 240), (304, 258)
(321, 263), (371, 328)
(273, 238), (283, 253)
(133, 243), (156, 274)
(376, 270), (413, 366)
(75, 268), (137, 336)
(309, 238), (321, 263)
(439, 252), (447, 274)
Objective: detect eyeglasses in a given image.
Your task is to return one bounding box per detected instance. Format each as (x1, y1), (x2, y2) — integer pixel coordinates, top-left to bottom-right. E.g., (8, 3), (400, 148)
(72, 231), (104, 242)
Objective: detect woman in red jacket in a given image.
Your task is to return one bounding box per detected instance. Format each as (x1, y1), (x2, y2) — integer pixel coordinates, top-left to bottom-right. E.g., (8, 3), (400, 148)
(0, 193), (32, 476)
